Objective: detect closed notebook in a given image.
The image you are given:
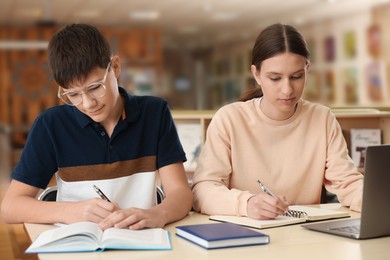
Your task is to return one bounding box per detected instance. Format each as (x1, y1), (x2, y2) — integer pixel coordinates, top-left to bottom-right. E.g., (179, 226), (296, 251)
(25, 221), (171, 253)
(210, 205), (350, 229)
(175, 222), (270, 249)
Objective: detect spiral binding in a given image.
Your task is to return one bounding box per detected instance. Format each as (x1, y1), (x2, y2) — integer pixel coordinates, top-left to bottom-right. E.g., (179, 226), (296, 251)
(283, 209), (308, 218)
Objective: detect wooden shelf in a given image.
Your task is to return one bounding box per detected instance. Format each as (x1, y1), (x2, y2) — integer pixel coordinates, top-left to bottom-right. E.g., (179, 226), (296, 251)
(172, 109), (390, 144)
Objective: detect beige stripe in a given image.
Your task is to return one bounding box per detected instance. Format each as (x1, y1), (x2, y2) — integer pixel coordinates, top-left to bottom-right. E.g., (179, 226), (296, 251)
(58, 156), (156, 182)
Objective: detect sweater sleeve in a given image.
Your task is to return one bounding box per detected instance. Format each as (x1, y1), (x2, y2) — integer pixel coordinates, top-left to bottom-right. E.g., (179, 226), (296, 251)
(192, 108), (254, 216)
(324, 113), (363, 212)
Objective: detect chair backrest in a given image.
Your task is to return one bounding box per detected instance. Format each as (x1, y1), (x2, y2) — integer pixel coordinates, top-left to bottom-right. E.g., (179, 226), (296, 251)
(38, 185), (165, 204)
(37, 186), (58, 201)
(156, 185), (165, 204)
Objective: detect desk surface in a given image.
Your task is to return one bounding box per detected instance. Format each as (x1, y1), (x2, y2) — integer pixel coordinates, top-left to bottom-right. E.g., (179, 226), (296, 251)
(24, 204), (390, 260)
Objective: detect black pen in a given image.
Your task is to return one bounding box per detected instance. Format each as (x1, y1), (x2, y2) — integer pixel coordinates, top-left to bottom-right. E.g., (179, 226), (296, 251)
(256, 180), (293, 217)
(93, 185), (111, 202)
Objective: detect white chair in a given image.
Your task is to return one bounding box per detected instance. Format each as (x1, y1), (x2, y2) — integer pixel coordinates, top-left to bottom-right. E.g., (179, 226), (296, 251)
(37, 186), (58, 201)
(38, 185), (165, 204)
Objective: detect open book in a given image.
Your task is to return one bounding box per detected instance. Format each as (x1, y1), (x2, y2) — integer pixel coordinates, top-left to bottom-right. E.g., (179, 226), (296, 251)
(210, 205), (350, 229)
(25, 222), (171, 253)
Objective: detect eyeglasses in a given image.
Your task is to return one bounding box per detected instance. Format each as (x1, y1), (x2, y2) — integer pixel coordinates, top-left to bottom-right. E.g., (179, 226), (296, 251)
(57, 60), (111, 106)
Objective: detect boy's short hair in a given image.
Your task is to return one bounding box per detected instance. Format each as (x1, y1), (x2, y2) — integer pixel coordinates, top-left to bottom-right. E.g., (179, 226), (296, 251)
(48, 23), (112, 89)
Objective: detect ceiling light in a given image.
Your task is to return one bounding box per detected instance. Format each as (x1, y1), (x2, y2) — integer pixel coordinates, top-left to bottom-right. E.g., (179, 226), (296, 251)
(130, 11), (160, 20)
(178, 26), (199, 34)
(294, 17), (306, 25)
(15, 8), (42, 18)
(212, 12), (238, 22)
(0, 41), (48, 50)
(202, 3), (212, 12)
(74, 10), (100, 18)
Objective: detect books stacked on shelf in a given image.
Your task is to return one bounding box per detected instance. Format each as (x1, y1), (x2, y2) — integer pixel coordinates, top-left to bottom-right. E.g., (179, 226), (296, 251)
(350, 128), (381, 168)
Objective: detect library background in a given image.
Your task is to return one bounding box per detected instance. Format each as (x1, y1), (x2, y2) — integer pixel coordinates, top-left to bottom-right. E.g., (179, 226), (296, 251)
(1, 1), (390, 258)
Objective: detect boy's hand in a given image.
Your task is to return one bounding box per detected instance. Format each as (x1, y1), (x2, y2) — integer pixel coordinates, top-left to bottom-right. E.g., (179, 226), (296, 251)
(98, 207), (168, 230)
(66, 198), (118, 224)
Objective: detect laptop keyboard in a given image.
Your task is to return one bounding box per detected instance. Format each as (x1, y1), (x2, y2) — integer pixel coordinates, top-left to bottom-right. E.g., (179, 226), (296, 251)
(329, 225), (360, 234)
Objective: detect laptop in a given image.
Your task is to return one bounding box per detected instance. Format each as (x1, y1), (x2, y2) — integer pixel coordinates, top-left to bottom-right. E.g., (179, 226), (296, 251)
(302, 144), (390, 239)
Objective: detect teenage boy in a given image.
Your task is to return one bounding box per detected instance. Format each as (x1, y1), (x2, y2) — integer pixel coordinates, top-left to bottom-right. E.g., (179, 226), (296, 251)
(1, 23), (193, 230)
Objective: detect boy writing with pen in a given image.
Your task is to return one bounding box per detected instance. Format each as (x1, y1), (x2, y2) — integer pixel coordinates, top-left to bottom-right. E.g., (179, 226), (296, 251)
(1, 23), (193, 230)
(93, 185), (111, 203)
(192, 23), (363, 220)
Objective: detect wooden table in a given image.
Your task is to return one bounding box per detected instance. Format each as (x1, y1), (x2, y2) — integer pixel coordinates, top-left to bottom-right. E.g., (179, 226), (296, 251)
(24, 204), (390, 260)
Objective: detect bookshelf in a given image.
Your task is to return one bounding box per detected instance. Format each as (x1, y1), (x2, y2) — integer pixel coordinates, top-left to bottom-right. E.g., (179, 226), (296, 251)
(172, 110), (214, 144)
(172, 109), (390, 145)
(171, 110), (213, 182)
(331, 109), (390, 149)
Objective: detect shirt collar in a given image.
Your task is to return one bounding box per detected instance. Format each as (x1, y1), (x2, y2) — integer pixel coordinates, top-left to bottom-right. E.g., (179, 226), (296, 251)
(74, 86), (140, 128)
(120, 87), (140, 123)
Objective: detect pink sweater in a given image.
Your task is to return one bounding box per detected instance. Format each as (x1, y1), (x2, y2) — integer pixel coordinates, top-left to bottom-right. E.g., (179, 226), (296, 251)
(192, 98), (363, 216)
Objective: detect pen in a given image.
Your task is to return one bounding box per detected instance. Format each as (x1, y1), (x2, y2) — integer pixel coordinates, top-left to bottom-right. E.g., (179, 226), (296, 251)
(257, 180), (277, 199)
(256, 180), (293, 217)
(93, 185), (111, 202)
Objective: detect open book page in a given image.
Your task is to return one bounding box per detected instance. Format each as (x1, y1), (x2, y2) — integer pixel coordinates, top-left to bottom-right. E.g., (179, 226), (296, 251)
(26, 222), (102, 253)
(288, 205), (350, 221)
(209, 215), (306, 229)
(101, 228), (171, 250)
(26, 222), (172, 253)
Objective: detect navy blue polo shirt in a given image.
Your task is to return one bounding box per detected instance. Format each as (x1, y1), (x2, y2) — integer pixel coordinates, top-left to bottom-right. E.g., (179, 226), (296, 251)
(12, 87), (186, 189)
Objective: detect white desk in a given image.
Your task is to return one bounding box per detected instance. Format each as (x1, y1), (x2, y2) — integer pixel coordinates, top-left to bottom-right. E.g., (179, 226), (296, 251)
(24, 204), (390, 260)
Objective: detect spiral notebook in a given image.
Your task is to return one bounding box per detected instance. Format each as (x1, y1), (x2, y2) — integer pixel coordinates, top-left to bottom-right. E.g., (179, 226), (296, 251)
(210, 205), (350, 229)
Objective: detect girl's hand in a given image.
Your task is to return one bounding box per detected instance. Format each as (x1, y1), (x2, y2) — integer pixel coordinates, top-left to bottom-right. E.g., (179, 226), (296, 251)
(247, 192), (289, 220)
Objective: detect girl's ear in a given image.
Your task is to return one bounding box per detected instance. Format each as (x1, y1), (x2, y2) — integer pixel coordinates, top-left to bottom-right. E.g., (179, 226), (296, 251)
(250, 65), (261, 86)
(305, 61), (311, 72)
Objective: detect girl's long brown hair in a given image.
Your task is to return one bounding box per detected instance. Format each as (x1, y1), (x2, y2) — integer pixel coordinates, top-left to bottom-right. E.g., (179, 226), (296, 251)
(239, 23), (310, 102)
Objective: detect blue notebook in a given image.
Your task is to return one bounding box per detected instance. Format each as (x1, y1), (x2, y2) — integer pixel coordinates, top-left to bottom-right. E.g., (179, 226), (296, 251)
(175, 222), (270, 249)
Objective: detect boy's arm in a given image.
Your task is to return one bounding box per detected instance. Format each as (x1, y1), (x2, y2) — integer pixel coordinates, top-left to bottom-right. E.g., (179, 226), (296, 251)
(1, 180), (116, 224)
(98, 162), (193, 230)
(154, 162), (193, 224)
